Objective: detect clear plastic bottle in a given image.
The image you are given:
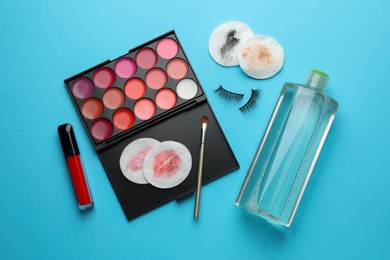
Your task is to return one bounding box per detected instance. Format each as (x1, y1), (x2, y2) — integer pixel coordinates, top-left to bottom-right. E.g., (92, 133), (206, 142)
(236, 70), (339, 227)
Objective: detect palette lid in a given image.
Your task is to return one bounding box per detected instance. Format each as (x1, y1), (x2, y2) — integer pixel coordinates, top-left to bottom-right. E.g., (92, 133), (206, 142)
(58, 123), (80, 158)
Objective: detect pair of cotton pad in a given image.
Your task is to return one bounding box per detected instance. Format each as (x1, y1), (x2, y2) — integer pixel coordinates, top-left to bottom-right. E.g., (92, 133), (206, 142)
(119, 138), (192, 189)
(208, 21), (284, 79)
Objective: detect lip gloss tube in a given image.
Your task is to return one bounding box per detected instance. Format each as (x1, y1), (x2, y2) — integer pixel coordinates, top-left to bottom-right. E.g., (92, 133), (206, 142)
(58, 123), (93, 210)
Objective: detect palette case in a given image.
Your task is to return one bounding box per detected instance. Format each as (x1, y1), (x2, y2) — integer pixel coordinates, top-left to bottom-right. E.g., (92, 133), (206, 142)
(64, 30), (239, 220)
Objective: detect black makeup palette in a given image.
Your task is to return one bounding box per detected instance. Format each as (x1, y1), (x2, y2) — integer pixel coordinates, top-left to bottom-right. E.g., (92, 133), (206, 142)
(64, 31), (239, 220)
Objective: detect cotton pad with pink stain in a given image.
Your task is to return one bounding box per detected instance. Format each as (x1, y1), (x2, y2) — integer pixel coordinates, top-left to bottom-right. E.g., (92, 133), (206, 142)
(119, 138), (160, 184)
(143, 141), (192, 189)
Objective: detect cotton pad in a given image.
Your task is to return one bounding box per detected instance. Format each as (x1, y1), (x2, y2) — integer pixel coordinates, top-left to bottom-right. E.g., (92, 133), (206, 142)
(119, 138), (159, 184)
(209, 21), (254, 67)
(143, 141), (192, 189)
(238, 35), (284, 79)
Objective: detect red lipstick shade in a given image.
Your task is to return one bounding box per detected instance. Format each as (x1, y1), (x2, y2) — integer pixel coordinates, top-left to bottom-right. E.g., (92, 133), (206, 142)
(58, 123), (93, 210)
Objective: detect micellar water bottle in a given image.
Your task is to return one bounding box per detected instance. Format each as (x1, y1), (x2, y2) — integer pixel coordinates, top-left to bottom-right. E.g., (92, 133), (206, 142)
(236, 70), (339, 227)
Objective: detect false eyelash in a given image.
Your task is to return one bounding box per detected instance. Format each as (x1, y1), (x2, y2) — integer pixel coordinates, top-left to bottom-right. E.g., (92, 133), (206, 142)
(239, 89), (261, 113)
(215, 85), (244, 101)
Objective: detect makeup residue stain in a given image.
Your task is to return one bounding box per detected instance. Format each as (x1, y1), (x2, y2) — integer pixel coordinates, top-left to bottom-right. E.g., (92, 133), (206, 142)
(220, 30), (239, 58)
(242, 45), (273, 68)
(153, 150), (181, 177)
(127, 146), (153, 171)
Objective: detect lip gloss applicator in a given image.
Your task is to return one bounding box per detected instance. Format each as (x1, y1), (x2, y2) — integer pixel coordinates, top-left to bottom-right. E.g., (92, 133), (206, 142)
(58, 123), (93, 210)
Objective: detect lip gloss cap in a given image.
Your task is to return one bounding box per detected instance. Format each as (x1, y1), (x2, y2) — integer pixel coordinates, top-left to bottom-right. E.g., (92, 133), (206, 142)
(58, 123), (80, 158)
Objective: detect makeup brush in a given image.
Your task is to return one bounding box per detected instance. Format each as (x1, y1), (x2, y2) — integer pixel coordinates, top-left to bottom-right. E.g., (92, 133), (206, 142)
(194, 116), (208, 220)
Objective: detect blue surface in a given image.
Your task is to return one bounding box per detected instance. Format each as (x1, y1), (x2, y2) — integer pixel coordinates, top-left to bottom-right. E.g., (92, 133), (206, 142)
(1, 0), (389, 259)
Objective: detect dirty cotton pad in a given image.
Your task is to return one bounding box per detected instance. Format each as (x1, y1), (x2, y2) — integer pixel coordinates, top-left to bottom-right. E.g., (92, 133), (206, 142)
(119, 138), (160, 184)
(238, 35), (284, 79)
(209, 21), (254, 66)
(143, 141), (192, 189)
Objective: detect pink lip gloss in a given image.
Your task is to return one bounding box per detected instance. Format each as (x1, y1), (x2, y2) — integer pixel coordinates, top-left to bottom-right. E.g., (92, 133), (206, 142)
(58, 123), (93, 210)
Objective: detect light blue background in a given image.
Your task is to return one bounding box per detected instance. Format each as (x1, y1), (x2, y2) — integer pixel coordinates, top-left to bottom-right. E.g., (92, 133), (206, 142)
(1, 0), (389, 259)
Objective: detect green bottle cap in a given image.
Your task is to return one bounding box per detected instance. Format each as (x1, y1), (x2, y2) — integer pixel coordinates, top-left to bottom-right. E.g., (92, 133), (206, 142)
(311, 69), (329, 79)
(306, 69), (329, 91)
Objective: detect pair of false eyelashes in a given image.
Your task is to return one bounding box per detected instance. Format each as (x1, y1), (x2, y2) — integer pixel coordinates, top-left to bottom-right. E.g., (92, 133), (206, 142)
(215, 86), (261, 112)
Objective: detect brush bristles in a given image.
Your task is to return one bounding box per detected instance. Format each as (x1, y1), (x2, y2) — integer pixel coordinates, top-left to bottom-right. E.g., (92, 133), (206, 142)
(202, 116), (208, 124)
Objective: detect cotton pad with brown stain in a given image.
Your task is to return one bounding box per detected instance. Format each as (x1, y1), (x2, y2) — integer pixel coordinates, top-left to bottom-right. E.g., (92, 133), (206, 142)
(238, 35), (284, 79)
